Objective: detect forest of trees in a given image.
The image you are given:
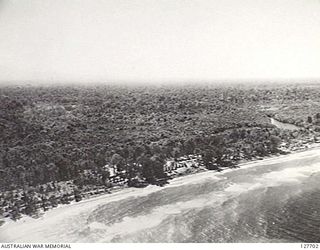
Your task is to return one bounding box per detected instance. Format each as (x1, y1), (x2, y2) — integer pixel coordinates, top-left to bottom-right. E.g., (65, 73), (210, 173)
(0, 84), (318, 220)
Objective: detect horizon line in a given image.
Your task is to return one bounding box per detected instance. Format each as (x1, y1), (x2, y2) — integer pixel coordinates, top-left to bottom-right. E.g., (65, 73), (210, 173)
(0, 77), (319, 88)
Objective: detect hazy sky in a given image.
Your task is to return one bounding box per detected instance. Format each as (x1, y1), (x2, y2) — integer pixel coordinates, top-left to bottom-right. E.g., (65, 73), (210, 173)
(0, 0), (320, 84)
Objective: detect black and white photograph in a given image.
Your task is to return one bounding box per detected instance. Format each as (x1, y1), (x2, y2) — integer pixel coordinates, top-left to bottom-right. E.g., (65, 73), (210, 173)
(0, 0), (320, 246)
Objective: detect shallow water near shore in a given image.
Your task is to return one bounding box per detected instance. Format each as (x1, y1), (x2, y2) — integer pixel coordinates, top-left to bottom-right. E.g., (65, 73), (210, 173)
(1, 148), (320, 243)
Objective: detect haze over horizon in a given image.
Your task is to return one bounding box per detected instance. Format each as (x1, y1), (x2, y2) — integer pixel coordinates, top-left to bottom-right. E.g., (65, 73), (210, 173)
(0, 0), (320, 85)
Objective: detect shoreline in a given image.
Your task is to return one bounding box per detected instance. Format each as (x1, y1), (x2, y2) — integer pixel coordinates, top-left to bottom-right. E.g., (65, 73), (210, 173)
(238, 142), (320, 167)
(1, 143), (320, 229)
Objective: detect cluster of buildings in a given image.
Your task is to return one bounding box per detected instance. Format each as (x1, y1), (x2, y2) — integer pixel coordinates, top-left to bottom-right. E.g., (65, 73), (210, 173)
(102, 165), (127, 185)
(163, 155), (202, 172)
(102, 155), (204, 184)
